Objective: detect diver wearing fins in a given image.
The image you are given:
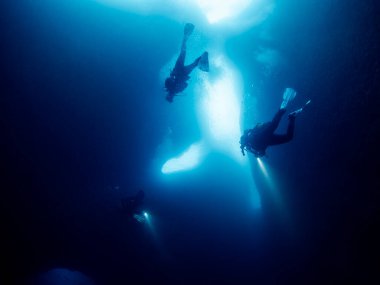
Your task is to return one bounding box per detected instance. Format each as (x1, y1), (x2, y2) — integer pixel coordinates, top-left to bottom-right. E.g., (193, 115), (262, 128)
(240, 88), (311, 157)
(165, 23), (209, 103)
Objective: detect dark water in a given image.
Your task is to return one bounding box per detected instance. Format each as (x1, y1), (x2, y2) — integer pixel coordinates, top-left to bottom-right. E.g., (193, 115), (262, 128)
(1, 1), (380, 284)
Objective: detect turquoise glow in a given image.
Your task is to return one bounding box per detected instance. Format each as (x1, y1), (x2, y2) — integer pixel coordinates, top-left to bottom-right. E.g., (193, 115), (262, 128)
(196, 0), (252, 23)
(94, 0), (274, 30)
(161, 142), (204, 174)
(198, 55), (244, 162)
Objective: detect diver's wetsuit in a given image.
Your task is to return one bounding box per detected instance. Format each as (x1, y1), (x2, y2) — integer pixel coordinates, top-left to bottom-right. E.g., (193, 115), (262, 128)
(165, 23), (209, 102)
(243, 109), (295, 156)
(169, 37), (202, 94)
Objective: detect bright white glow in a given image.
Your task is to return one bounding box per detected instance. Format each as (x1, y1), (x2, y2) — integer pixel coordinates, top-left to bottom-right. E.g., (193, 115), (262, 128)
(160, 56), (244, 174)
(203, 72), (239, 139)
(161, 142), (204, 174)
(198, 55), (243, 161)
(196, 0), (252, 24)
(143, 211), (149, 218)
(95, 0), (275, 33)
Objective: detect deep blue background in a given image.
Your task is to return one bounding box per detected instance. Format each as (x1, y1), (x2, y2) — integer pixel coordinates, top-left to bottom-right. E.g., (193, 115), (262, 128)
(1, 1), (380, 284)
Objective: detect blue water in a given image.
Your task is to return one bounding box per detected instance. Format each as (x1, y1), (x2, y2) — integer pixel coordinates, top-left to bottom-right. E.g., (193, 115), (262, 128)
(2, 1), (380, 284)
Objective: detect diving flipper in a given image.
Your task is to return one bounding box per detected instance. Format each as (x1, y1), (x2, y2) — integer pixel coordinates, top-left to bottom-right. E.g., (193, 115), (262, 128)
(288, 100), (311, 118)
(184, 23), (195, 38)
(281, 88), (297, 109)
(198, 52), (209, 72)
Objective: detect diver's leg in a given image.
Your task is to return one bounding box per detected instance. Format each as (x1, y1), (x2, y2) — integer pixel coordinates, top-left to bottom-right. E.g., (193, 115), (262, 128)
(172, 34), (189, 73)
(268, 117), (295, 145)
(173, 24), (195, 74)
(173, 45), (186, 72)
(184, 56), (201, 75)
(267, 108), (286, 133)
(184, 51), (209, 74)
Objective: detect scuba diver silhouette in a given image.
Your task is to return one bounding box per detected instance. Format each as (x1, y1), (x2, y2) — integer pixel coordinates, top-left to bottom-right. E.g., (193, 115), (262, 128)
(164, 23), (209, 103)
(240, 88), (310, 157)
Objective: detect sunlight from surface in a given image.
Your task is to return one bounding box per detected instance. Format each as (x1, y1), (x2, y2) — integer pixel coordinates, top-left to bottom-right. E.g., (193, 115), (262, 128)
(198, 55), (244, 162)
(161, 142), (204, 174)
(196, 0), (252, 23)
(95, 0), (265, 208)
(95, 0), (274, 32)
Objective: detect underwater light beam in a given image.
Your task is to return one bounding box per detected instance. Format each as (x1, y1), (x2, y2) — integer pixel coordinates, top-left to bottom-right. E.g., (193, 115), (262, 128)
(256, 157), (284, 209)
(256, 157), (276, 197)
(257, 157), (269, 179)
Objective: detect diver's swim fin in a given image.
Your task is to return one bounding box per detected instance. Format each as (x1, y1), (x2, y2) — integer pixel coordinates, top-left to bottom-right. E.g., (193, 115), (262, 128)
(281, 87), (297, 109)
(184, 23), (195, 38)
(198, 52), (209, 72)
(288, 99), (311, 118)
